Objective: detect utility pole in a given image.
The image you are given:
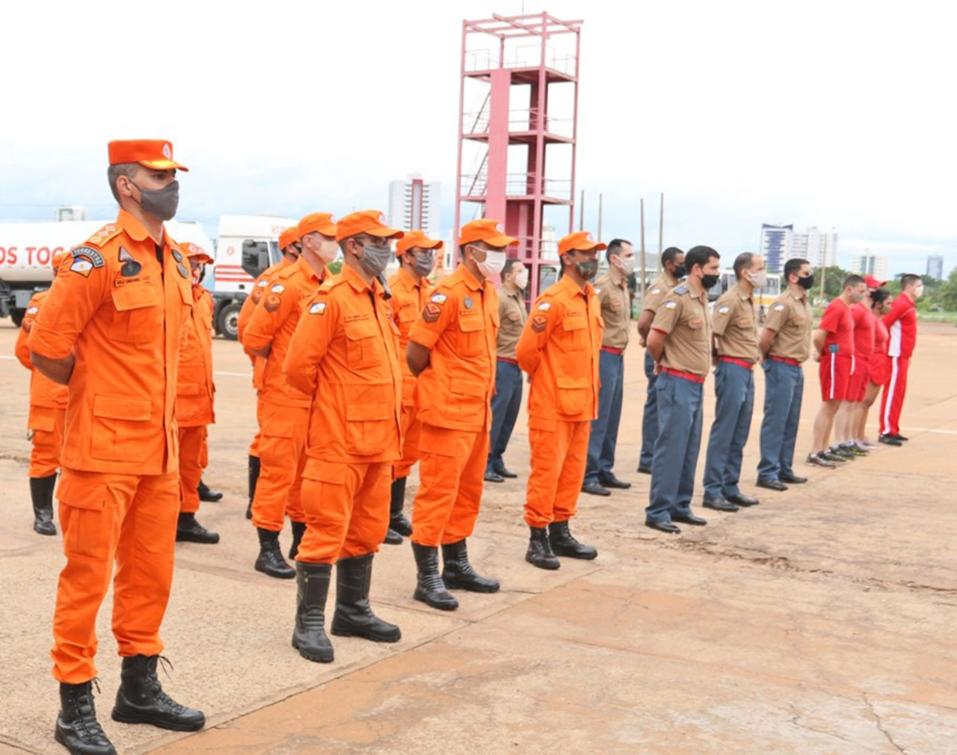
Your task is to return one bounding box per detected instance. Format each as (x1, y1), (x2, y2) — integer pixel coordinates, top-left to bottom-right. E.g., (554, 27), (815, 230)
(579, 189), (585, 231)
(658, 192), (664, 255)
(639, 197), (647, 299)
(597, 192), (603, 241)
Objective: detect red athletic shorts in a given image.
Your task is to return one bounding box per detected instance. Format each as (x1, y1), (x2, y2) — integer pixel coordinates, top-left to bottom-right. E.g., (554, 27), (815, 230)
(846, 354), (870, 402)
(868, 352), (889, 387)
(819, 352), (853, 402)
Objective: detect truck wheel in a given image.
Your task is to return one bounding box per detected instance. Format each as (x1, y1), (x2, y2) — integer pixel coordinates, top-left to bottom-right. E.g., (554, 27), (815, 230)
(217, 302), (242, 341)
(10, 309), (25, 328)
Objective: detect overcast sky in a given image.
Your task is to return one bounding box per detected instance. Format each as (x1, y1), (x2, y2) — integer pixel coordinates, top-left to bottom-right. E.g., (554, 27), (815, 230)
(2, 0), (954, 276)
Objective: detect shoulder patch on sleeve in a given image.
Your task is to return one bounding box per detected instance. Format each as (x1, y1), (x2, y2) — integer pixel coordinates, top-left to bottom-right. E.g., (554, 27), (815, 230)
(665, 301), (678, 310)
(256, 279), (269, 288)
(650, 288), (661, 294)
(422, 302), (442, 323)
(430, 293), (447, 304)
(309, 301), (327, 315)
(27, 306), (39, 315)
(774, 304), (785, 311)
(271, 283), (285, 294)
(71, 247), (105, 268)
(718, 306), (730, 314)
(673, 284), (688, 295)
(536, 301), (552, 312)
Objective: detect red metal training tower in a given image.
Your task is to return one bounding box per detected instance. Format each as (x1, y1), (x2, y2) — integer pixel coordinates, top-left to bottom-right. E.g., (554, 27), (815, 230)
(454, 11), (582, 299)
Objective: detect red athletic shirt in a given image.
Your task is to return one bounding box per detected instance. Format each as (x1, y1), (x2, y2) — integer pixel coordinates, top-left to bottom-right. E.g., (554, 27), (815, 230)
(819, 298), (854, 356)
(883, 293), (917, 358)
(851, 302), (875, 358)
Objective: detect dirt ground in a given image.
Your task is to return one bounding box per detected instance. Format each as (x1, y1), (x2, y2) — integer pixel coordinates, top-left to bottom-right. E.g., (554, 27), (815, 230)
(1, 320), (955, 754)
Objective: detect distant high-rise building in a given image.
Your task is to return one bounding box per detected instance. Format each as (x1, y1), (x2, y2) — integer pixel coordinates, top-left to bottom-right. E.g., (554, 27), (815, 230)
(760, 224), (793, 273)
(782, 225), (838, 269)
(851, 254), (889, 282)
(388, 174), (441, 239)
(926, 255), (944, 281)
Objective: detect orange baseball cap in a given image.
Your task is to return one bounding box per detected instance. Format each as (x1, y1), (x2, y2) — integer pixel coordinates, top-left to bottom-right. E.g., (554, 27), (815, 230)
(335, 210), (403, 242)
(107, 140), (188, 171)
(458, 219), (517, 248)
(558, 230), (606, 256)
(181, 242), (214, 264)
(397, 230), (444, 255)
(278, 226), (300, 250)
(298, 212), (337, 239)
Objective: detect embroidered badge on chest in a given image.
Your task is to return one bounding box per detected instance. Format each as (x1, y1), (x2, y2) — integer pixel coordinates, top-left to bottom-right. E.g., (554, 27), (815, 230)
(177, 263), (189, 279)
(463, 297), (473, 310)
(171, 249), (184, 263)
(309, 301), (326, 315)
(118, 247), (142, 277)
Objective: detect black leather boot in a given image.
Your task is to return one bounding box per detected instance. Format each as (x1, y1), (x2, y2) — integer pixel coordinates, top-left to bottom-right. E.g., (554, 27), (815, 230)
(254, 528), (295, 579)
(291, 562), (334, 663)
(548, 520), (598, 560)
(55, 681), (116, 755)
(330, 554), (401, 642)
(411, 542), (458, 610)
(525, 527), (560, 570)
(288, 521), (306, 560)
(175, 513), (219, 544)
(441, 539), (500, 592)
(383, 527), (403, 545)
(389, 477), (412, 536)
(197, 480), (223, 503)
(246, 455), (260, 520)
(30, 473), (57, 536)
(111, 656), (205, 731)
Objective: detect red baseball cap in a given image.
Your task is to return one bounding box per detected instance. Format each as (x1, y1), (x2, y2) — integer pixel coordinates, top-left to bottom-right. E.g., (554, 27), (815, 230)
(336, 210), (403, 242)
(458, 219), (517, 248)
(864, 274), (886, 288)
(558, 230), (606, 256)
(107, 140), (188, 171)
(397, 230), (443, 255)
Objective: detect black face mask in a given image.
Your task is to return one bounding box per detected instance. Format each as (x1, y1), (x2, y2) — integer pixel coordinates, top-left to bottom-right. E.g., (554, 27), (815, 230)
(797, 274), (815, 290)
(672, 264), (687, 279)
(131, 179), (180, 221)
(701, 273), (720, 289)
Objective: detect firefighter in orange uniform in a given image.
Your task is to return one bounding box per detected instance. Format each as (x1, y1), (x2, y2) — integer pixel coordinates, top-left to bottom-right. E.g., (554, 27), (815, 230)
(15, 249), (70, 536)
(283, 210), (404, 663)
(238, 225), (301, 519)
(516, 231), (603, 569)
(244, 213), (336, 578)
(384, 229), (442, 544)
(405, 219), (514, 611)
(28, 140), (204, 754)
(174, 243), (219, 545)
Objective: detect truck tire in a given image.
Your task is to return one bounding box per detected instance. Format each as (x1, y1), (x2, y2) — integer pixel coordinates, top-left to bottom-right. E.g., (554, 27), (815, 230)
(216, 301), (242, 341)
(10, 308), (25, 328)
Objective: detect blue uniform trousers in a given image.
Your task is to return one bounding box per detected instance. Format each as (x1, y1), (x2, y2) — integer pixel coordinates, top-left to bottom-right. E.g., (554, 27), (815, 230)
(703, 360), (754, 498)
(639, 351), (658, 469)
(487, 359), (523, 473)
(757, 359), (804, 482)
(584, 349), (624, 485)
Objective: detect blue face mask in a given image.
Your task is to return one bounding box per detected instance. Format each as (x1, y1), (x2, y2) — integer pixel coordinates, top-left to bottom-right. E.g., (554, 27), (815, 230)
(359, 241), (393, 277)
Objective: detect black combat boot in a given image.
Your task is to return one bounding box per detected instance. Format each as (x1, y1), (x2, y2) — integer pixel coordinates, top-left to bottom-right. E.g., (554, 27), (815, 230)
(441, 539), (500, 592)
(525, 527), (560, 570)
(411, 542), (458, 610)
(55, 681), (116, 755)
(246, 455), (260, 520)
(288, 521), (306, 560)
(389, 477), (412, 536)
(254, 528), (295, 579)
(330, 554), (401, 642)
(548, 520), (598, 560)
(197, 480), (223, 502)
(175, 513), (219, 544)
(30, 473), (57, 536)
(111, 656), (205, 731)
(291, 562), (334, 663)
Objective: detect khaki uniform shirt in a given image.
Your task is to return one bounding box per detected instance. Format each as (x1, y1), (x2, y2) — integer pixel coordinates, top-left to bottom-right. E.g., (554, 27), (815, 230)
(496, 286), (527, 360)
(712, 283), (760, 362)
(764, 286), (813, 363)
(641, 270), (679, 314)
(594, 271), (630, 351)
(651, 283), (711, 376)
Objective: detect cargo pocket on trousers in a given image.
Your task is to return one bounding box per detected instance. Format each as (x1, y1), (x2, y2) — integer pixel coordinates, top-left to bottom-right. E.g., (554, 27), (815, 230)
(58, 472), (122, 559)
(90, 395), (153, 462)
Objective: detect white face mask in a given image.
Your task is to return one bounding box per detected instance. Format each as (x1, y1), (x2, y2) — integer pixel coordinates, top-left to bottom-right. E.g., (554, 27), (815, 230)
(514, 269), (529, 289)
(748, 270), (768, 289)
(617, 255), (636, 275)
(475, 249), (507, 279)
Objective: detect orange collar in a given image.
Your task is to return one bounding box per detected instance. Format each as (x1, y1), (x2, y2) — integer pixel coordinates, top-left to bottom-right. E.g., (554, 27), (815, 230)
(116, 208), (163, 244)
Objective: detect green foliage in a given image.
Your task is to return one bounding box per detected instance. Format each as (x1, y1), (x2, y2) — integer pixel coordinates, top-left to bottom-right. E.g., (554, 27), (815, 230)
(815, 265), (852, 300)
(326, 260), (343, 275)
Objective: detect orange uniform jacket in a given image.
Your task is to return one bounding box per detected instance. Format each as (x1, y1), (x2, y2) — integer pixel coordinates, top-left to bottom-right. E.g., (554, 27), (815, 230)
(407, 265), (499, 432)
(238, 258), (290, 389)
(176, 286), (216, 428)
(16, 290), (69, 424)
(284, 264), (403, 466)
(28, 210), (192, 476)
(516, 274), (603, 428)
(243, 256), (322, 409)
(388, 267), (433, 409)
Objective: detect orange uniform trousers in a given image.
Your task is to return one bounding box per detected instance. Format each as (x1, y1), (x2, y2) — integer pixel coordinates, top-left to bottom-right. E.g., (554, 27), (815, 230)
(177, 425), (208, 514)
(297, 461), (391, 564)
(411, 424), (488, 547)
(525, 420), (590, 528)
(393, 403), (423, 480)
(251, 401), (308, 532)
(52, 468), (178, 683)
(29, 405), (66, 478)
